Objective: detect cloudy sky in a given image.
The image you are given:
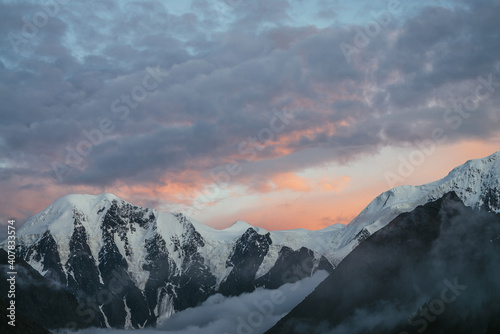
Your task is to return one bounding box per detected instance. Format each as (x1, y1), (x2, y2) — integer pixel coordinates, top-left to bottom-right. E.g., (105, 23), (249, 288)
(1, 0), (499, 231)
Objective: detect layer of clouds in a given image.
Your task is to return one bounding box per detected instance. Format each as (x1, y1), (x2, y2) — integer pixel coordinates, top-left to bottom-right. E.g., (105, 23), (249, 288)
(1, 0), (500, 223)
(55, 270), (329, 334)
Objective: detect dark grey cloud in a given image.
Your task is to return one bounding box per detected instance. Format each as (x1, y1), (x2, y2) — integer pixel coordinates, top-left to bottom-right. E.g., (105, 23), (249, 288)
(0, 0), (499, 222)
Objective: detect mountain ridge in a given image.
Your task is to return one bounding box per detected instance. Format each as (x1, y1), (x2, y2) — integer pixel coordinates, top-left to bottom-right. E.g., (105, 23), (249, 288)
(2, 151), (500, 330)
(3, 194), (337, 328)
(334, 150), (500, 255)
(266, 191), (500, 333)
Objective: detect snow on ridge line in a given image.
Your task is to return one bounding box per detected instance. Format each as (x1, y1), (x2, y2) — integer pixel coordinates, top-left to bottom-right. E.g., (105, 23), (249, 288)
(16, 193), (123, 235)
(7, 192), (345, 291)
(223, 220), (257, 232)
(12, 151), (500, 236)
(3, 151), (499, 321)
(16, 192), (339, 248)
(340, 150), (500, 249)
(8, 151), (500, 278)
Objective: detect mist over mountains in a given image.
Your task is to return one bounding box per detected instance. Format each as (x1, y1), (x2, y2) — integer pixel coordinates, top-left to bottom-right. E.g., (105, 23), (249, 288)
(3, 193), (338, 329)
(267, 192), (500, 333)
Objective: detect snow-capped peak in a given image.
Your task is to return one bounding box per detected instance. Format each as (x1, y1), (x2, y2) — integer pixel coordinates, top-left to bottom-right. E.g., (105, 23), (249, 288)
(338, 151), (500, 251)
(445, 150), (500, 180)
(223, 220), (268, 235)
(4, 152), (500, 329)
(19, 193), (123, 233)
(225, 220), (254, 231)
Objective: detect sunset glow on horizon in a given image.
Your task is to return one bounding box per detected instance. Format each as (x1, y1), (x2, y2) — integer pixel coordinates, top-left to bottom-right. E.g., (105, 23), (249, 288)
(1, 0), (499, 232)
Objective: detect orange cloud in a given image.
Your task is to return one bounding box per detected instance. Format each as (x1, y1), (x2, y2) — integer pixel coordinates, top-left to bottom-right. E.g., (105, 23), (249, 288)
(210, 186), (377, 231)
(112, 170), (207, 206)
(271, 172), (311, 192)
(318, 174), (351, 192)
(4, 138), (498, 236)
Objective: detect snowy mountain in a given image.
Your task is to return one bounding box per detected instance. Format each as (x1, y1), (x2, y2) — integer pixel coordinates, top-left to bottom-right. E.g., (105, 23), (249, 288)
(4, 193), (337, 328)
(333, 151), (500, 256)
(267, 192), (500, 333)
(2, 151), (500, 330)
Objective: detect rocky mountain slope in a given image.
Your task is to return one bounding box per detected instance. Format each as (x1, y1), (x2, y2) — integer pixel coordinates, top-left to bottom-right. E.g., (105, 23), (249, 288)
(0, 248), (100, 332)
(3, 193), (337, 328)
(267, 192), (500, 333)
(2, 151), (500, 330)
(333, 151), (500, 257)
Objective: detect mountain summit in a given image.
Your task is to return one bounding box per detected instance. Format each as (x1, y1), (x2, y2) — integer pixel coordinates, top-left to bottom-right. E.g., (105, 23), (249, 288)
(2, 151), (500, 330)
(6, 193), (337, 328)
(267, 192), (500, 333)
(335, 151), (500, 254)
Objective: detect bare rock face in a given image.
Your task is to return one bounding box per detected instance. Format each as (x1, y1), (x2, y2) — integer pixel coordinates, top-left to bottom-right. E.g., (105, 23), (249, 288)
(6, 195), (333, 329)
